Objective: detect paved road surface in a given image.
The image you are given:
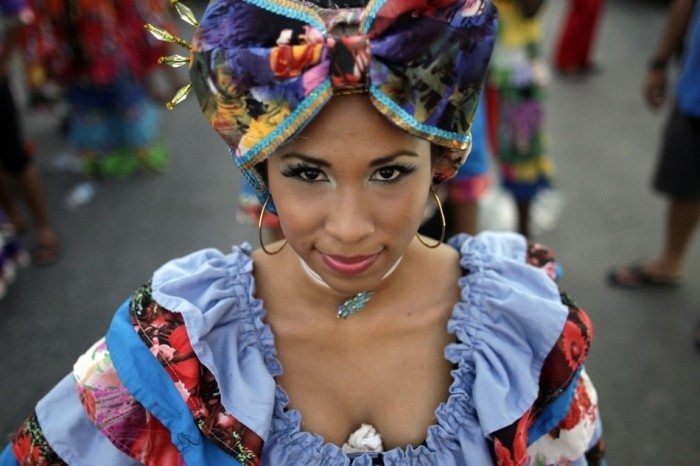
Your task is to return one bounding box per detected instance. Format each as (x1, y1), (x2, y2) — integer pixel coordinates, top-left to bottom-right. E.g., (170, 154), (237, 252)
(1, 1), (698, 464)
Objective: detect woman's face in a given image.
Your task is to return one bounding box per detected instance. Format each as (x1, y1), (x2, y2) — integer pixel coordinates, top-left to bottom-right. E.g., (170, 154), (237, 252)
(267, 95), (434, 295)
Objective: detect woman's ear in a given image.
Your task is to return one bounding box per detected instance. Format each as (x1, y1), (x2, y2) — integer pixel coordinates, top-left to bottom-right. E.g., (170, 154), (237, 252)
(429, 144), (442, 178)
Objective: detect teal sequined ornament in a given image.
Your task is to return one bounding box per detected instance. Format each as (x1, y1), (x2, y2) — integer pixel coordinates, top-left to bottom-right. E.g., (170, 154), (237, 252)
(337, 291), (375, 319)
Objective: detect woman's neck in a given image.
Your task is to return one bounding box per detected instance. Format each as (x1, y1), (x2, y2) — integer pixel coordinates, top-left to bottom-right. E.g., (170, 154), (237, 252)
(295, 253), (403, 319)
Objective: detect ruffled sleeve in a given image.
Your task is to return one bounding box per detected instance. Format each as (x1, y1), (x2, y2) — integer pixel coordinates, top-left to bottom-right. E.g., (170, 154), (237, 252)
(446, 232), (569, 437)
(151, 244), (278, 441)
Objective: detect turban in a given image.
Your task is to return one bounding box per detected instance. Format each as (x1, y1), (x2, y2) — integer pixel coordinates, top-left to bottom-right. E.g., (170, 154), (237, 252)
(189, 0), (497, 204)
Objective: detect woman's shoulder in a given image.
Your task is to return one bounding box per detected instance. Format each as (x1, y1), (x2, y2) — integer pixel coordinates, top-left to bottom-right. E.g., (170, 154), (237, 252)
(447, 232), (578, 367)
(448, 231), (559, 282)
(9, 244), (276, 465)
(445, 232), (576, 427)
(150, 243), (255, 309)
(444, 232), (599, 464)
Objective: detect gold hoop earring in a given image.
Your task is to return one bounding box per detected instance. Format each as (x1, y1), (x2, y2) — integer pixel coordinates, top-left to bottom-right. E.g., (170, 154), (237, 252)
(258, 196), (287, 255)
(416, 189), (445, 249)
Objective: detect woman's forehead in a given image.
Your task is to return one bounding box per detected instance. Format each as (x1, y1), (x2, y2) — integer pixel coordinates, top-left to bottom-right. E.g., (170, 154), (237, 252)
(279, 95), (429, 153)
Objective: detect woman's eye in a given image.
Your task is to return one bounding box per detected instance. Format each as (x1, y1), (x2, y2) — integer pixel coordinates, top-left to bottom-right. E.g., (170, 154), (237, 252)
(299, 168), (324, 181)
(370, 165), (414, 182)
(282, 165), (328, 182)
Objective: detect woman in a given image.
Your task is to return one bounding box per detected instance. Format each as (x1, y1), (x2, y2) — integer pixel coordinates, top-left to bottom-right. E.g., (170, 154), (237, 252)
(1, 1), (605, 465)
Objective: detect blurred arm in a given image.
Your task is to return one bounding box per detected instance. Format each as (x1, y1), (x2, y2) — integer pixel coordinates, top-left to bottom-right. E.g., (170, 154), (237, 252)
(644, 0), (696, 110)
(0, 16), (22, 79)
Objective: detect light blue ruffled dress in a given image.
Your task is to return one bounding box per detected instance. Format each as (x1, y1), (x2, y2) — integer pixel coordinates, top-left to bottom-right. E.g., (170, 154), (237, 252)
(1, 232), (603, 466)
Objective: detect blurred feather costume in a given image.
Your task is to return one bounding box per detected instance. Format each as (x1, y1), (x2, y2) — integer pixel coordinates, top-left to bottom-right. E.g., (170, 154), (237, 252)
(21, 0), (173, 177)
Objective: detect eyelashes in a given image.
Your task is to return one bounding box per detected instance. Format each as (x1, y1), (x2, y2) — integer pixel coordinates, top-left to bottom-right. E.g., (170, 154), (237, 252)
(281, 163), (417, 184)
(371, 164), (415, 182)
(281, 164), (326, 182)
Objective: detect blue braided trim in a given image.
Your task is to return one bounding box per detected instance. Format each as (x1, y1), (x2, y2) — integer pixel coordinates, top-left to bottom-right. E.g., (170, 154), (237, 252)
(360, 0), (388, 33)
(369, 84), (472, 146)
(236, 79), (333, 169)
(243, 0), (327, 32)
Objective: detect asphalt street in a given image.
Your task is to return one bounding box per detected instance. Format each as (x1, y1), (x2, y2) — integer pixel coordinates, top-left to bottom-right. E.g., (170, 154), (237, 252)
(1, 1), (699, 465)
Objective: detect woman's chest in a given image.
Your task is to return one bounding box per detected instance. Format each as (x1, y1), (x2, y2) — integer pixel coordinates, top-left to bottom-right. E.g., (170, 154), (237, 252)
(273, 323), (455, 449)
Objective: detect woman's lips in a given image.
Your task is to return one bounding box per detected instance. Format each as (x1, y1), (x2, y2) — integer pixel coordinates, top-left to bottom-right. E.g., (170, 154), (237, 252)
(321, 253), (379, 275)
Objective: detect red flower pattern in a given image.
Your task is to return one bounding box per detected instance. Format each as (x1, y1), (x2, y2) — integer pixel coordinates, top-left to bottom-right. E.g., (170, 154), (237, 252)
(130, 282), (264, 466)
(270, 43), (324, 79)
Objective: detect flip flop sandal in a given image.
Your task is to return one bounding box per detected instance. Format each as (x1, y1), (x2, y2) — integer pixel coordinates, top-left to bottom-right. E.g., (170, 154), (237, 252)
(607, 264), (682, 289)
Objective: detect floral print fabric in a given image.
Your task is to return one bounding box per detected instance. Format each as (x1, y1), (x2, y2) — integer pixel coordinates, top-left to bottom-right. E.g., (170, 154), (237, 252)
(189, 0), (497, 205)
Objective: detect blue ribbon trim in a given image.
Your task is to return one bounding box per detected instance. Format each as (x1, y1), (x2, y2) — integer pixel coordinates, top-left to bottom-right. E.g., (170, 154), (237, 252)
(237, 80), (332, 169)
(106, 299), (241, 465)
(527, 367), (584, 445)
(369, 84), (472, 145)
(244, 0), (327, 32)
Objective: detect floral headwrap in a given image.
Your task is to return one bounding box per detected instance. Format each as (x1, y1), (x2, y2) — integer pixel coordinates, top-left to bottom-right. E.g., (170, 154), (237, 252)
(189, 0), (497, 204)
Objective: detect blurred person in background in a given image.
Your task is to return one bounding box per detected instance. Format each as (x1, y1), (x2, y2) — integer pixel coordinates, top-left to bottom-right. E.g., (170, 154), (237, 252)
(606, 0), (700, 345)
(22, 0), (185, 206)
(552, 0), (605, 77)
(0, 0), (61, 265)
(487, 0), (552, 238)
(608, 0), (699, 289)
(443, 100), (492, 237)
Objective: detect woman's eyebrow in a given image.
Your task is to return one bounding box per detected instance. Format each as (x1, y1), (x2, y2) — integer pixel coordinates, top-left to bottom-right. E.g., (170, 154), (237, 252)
(279, 150), (418, 168)
(368, 151), (418, 168)
(279, 153), (330, 167)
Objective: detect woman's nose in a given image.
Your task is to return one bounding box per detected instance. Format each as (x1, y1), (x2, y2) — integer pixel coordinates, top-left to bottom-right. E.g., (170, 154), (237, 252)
(324, 188), (375, 244)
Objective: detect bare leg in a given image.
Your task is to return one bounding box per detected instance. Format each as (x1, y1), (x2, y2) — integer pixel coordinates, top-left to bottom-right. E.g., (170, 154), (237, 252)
(16, 165), (61, 264)
(650, 198), (700, 277)
(16, 166), (54, 233)
(516, 199), (531, 238)
(0, 171), (26, 231)
(451, 200), (479, 236)
(610, 198), (699, 286)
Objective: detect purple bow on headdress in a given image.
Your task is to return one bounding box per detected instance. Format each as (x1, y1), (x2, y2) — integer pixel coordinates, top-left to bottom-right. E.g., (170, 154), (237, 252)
(189, 0), (497, 201)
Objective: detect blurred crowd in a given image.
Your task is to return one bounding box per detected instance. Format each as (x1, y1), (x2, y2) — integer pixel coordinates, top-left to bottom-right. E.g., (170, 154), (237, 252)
(0, 0), (187, 297)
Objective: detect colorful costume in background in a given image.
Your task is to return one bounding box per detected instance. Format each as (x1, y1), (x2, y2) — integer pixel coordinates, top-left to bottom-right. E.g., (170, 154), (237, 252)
(447, 99), (491, 205)
(21, 0), (173, 178)
(0, 1), (606, 464)
(0, 208), (27, 300)
(488, 0), (552, 201)
(553, 0), (605, 74)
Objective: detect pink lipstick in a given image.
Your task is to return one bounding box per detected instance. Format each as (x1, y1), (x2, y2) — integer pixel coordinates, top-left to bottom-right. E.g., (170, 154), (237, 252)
(321, 253), (379, 275)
